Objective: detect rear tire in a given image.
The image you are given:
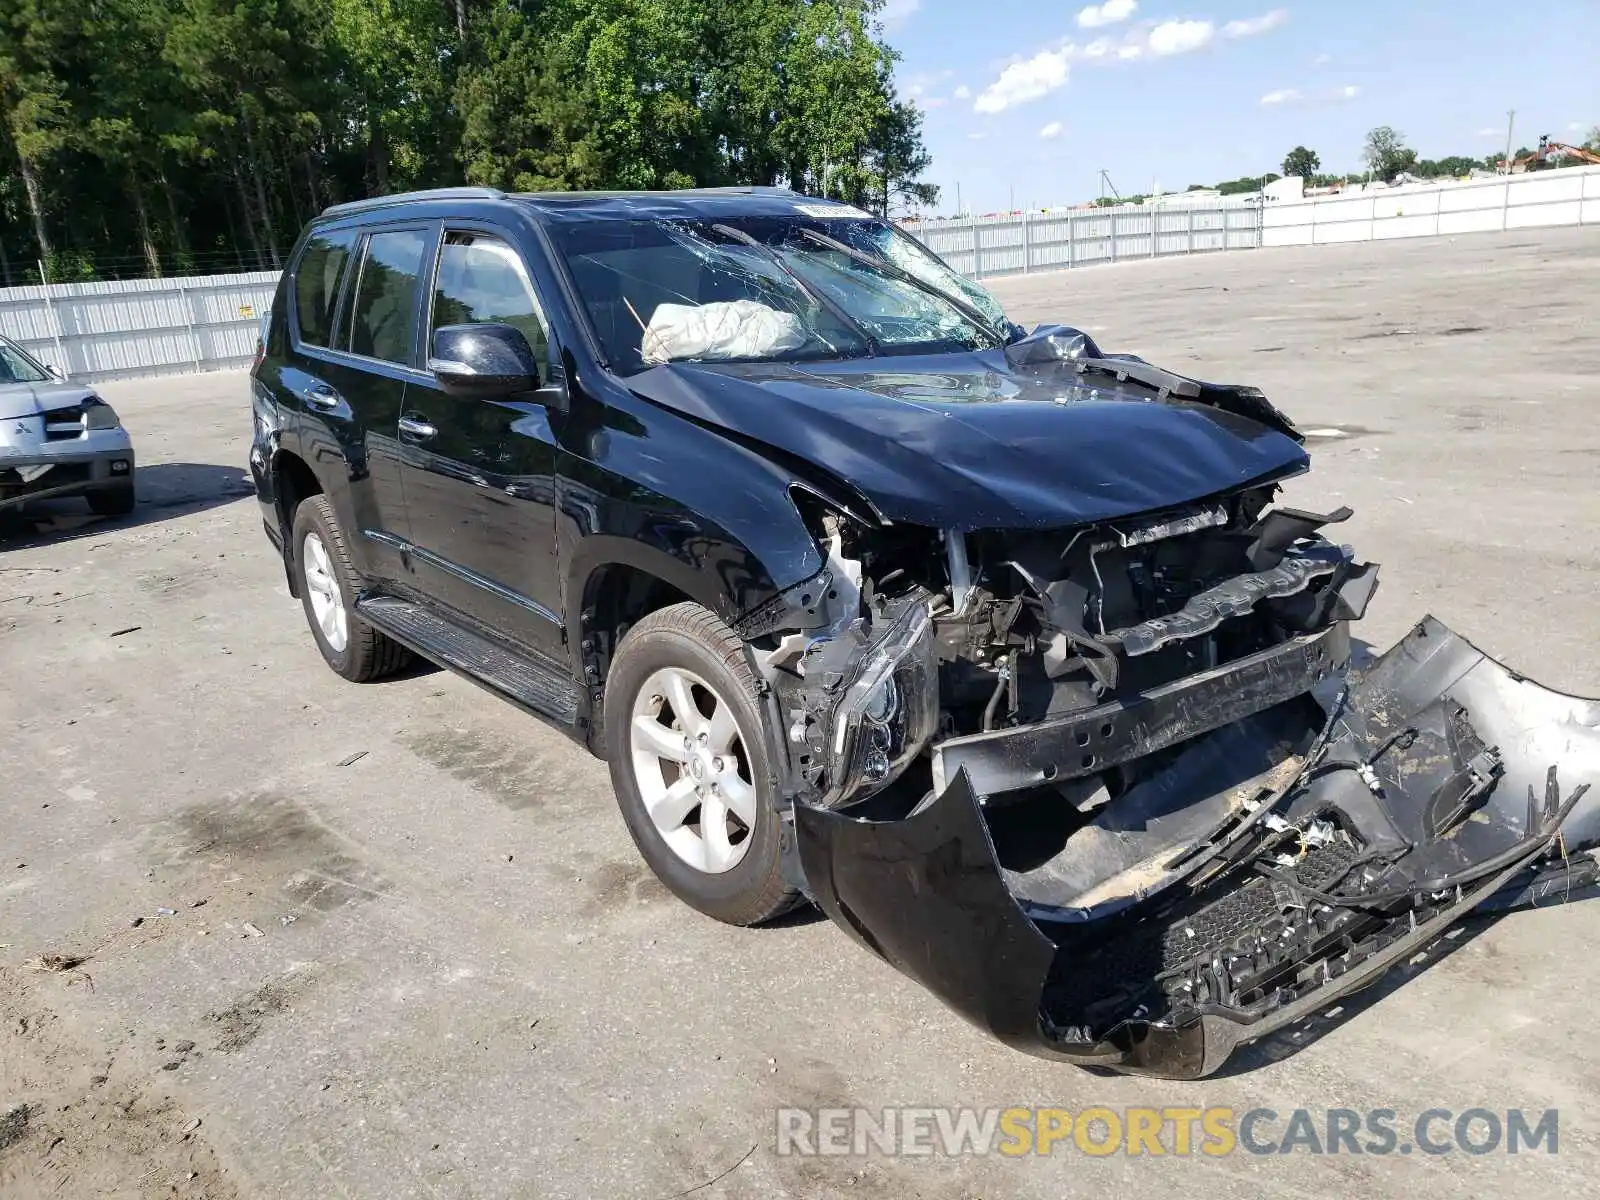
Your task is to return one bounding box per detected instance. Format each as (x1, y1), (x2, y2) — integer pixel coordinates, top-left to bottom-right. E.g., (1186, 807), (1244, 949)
(603, 602), (800, 926)
(291, 495), (411, 683)
(87, 481), (136, 516)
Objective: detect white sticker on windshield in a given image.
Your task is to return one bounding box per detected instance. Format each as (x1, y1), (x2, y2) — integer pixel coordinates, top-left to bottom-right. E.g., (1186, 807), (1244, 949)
(794, 203), (872, 219)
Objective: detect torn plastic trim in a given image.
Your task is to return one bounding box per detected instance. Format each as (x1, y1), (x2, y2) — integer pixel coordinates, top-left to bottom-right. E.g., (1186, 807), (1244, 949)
(1104, 542), (1351, 658)
(1099, 502), (1229, 550)
(932, 622), (1350, 797)
(794, 616), (1600, 1078)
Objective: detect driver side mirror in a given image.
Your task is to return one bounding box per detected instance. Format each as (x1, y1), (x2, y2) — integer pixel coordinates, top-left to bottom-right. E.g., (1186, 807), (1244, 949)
(47, 363), (64, 380)
(428, 323), (542, 399)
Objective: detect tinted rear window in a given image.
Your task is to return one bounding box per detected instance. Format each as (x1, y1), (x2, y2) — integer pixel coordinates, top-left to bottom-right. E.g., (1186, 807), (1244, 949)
(348, 229), (429, 364)
(293, 231), (357, 347)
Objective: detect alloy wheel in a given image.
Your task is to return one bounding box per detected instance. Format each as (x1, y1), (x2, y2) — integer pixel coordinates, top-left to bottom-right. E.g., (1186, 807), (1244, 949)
(628, 666), (758, 874)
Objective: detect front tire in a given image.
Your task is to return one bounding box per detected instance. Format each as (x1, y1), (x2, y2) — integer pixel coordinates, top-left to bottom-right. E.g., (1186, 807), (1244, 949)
(87, 481), (136, 516)
(602, 602), (800, 926)
(291, 495), (411, 683)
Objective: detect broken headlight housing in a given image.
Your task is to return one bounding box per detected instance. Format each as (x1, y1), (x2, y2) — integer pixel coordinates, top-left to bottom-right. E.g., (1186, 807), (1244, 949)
(820, 600), (939, 807)
(84, 396), (121, 430)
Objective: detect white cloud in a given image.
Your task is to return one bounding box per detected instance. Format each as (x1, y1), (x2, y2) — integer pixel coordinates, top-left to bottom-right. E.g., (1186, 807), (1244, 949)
(1039, 120), (1065, 139)
(1147, 19), (1214, 56)
(1312, 52), (1332, 65)
(953, 84), (971, 100)
(967, 131), (989, 141)
(974, 47), (1073, 113)
(918, 96), (948, 110)
(879, 0), (921, 31)
(1476, 126), (1500, 137)
(1569, 121), (1587, 133)
(1077, 0), (1136, 28)
(971, 15), (1231, 114)
(1261, 83), (1360, 108)
(904, 69), (954, 97)
(1223, 9), (1288, 38)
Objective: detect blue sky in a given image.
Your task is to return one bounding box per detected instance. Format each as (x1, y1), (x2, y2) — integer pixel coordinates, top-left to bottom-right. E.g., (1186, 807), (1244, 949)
(879, 0), (1600, 214)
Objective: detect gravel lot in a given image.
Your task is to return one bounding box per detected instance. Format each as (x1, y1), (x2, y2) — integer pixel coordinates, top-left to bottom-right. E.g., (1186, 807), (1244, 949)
(3, 225), (1597, 1199)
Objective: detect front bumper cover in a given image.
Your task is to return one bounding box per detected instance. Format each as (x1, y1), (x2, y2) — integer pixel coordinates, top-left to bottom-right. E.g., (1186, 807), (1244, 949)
(795, 617), (1600, 1078)
(0, 424), (135, 510)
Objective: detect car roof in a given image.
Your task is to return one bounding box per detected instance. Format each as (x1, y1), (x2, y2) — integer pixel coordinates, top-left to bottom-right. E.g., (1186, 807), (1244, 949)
(316, 186), (873, 228)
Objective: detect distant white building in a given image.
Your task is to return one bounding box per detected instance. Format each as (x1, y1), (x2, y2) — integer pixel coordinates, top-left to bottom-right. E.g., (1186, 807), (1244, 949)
(1155, 188), (1221, 205)
(1263, 176), (1304, 202)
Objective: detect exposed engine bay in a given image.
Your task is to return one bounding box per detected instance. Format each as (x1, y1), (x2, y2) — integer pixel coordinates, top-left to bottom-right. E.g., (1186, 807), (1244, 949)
(737, 343), (1600, 1080)
(748, 482), (1377, 820)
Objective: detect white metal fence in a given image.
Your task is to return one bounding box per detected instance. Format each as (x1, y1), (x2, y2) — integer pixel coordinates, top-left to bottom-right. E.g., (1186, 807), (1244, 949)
(1262, 163), (1600, 246)
(0, 271), (279, 382)
(900, 165), (1600, 275)
(902, 203), (1262, 278)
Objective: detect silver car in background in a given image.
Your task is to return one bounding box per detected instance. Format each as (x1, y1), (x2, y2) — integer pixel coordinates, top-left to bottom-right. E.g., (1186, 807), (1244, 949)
(0, 335), (135, 516)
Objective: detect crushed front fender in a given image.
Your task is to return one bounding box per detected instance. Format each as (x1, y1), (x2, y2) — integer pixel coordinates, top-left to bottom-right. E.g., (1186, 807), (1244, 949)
(795, 616), (1600, 1079)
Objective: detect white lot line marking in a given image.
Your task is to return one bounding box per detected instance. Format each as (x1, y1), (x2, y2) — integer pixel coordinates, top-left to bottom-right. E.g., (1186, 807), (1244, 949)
(1302, 427), (1349, 439)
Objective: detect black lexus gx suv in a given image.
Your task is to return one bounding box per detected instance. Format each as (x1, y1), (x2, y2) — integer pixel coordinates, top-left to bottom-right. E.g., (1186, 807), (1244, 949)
(249, 185), (1582, 1078)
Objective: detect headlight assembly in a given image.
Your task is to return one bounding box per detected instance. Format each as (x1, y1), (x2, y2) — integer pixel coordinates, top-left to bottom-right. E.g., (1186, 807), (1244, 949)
(819, 599), (939, 807)
(84, 397), (121, 430)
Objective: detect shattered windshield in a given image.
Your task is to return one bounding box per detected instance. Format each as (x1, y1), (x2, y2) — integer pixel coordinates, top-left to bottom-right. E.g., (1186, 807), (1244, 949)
(0, 340), (52, 385)
(548, 214), (1009, 375)
(838, 220), (1010, 332)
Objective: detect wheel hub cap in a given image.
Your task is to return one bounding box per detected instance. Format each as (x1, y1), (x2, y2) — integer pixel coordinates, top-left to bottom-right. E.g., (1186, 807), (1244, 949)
(302, 530), (348, 654)
(628, 666), (756, 875)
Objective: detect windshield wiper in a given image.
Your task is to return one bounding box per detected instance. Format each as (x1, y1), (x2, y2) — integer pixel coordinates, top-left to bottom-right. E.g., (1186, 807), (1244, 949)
(707, 223), (883, 357)
(795, 228), (1007, 347)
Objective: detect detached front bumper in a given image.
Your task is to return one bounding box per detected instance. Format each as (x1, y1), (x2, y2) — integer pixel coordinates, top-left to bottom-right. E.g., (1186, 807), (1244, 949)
(794, 617), (1600, 1078)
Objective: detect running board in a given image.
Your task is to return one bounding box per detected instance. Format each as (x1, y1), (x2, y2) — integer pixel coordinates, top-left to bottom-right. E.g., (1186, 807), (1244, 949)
(356, 595), (580, 725)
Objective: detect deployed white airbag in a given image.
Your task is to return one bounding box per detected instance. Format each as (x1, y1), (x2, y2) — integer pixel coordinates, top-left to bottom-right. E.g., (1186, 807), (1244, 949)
(640, 300), (807, 365)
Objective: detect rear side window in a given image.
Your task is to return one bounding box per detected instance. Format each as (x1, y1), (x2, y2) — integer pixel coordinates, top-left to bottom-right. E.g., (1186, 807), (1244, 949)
(430, 232), (549, 365)
(347, 228), (429, 364)
(293, 231), (357, 347)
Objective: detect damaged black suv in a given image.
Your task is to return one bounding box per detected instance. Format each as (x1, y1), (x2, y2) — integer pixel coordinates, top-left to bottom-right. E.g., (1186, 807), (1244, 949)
(252, 186), (1600, 1078)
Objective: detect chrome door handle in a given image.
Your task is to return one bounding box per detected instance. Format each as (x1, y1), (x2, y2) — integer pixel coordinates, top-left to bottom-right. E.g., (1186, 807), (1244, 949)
(304, 384), (342, 410)
(398, 415), (438, 439)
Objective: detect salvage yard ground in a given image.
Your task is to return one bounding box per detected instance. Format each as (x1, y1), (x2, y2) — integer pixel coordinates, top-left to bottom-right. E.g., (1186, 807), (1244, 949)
(3, 225), (1598, 1199)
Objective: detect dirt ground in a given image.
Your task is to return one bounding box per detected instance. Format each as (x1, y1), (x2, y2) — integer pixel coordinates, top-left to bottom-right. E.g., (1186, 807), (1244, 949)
(2, 225), (1598, 1198)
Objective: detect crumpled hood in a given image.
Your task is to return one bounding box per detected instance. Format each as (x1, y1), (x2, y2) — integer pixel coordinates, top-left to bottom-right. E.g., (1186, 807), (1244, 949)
(627, 350), (1308, 529)
(0, 379), (99, 421)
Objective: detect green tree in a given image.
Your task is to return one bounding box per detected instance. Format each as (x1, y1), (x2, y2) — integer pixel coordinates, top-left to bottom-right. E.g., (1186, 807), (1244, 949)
(329, 0), (457, 195)
(455, 0), (599, 191)
(1362, 125), (1417, 181)
(872, 98), (937, 216)
(0, 0), (73, 264)
(1215, 172), (1280, 195)
(0, 0), (940, 278)
(1281, 145), (1319, 178)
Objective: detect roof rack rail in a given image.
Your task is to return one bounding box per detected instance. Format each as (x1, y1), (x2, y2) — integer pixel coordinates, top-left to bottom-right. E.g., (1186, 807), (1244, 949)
(320, 186), (506, 218)
(690, 185), (798, 195)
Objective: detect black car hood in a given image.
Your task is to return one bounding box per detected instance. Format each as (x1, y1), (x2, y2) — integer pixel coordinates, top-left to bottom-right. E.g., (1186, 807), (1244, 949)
(627, 350), (1308, 530)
